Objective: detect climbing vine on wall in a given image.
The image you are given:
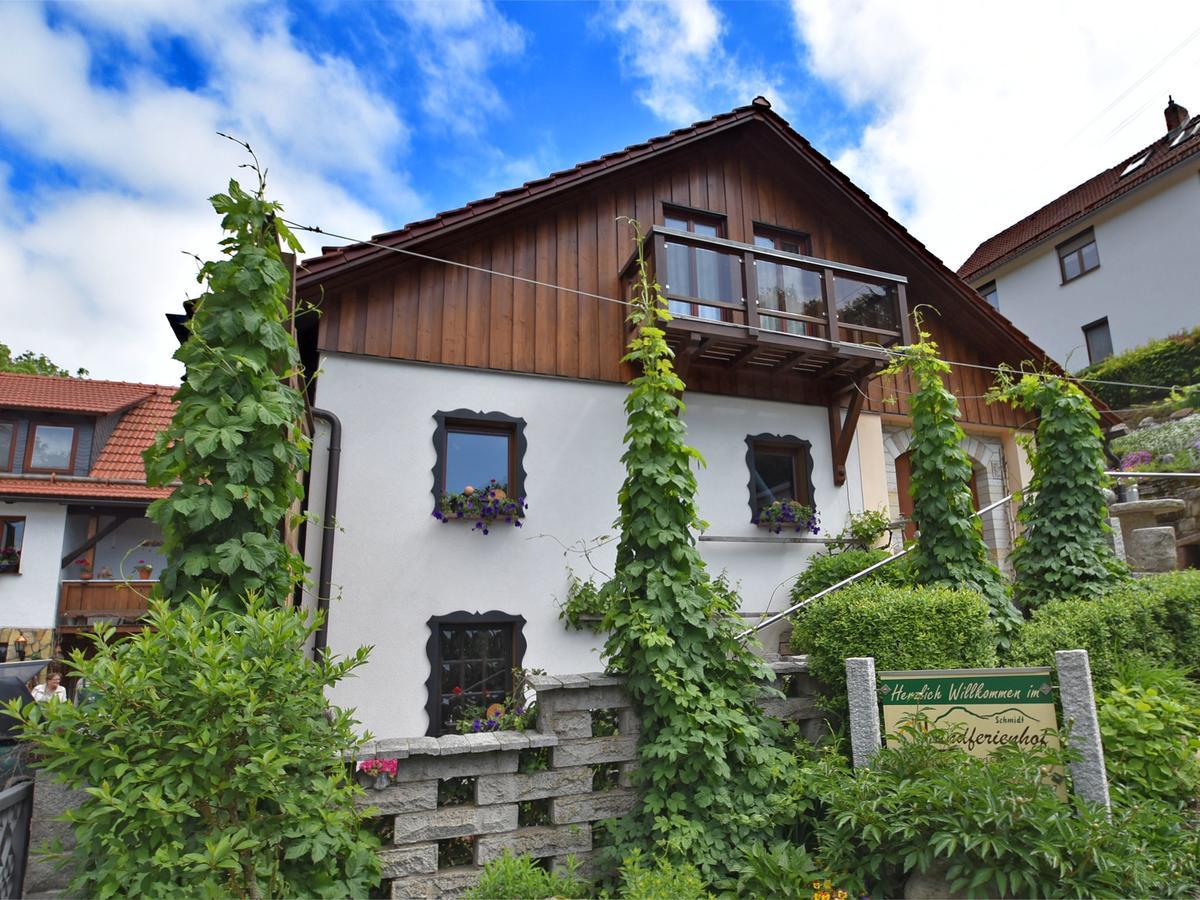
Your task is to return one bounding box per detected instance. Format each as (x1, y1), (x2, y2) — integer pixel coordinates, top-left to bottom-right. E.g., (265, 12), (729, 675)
(989, 369), (1127, 608)
(602, 223), (794, 879)
(144, 161), (310, 609)
(882, 319), (1022, 646)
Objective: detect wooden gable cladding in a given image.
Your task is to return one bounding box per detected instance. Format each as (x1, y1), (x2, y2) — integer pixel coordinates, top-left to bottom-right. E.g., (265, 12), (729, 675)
(311, 123), (1031, 427)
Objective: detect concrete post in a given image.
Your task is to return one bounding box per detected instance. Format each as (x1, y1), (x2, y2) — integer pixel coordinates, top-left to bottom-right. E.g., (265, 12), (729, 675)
(1055, 649), (1112, 815)
(845, 656), (881, 768)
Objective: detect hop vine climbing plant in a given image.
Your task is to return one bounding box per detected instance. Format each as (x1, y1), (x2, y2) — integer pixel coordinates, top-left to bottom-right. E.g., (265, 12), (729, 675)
(601, 222), (794, 880)
(988, 369), (1127, 608)
(144, 165), (310, 608)
(882, 319), (1022, 645)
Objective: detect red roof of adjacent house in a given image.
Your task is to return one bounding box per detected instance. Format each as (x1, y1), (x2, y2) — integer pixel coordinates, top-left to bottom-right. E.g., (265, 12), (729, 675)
(959, 112), (1200, 281)
(0, 374), (177, 503)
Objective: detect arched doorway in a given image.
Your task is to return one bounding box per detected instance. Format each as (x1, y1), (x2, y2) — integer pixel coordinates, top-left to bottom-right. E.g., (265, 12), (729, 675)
(894, 449), (983, 542)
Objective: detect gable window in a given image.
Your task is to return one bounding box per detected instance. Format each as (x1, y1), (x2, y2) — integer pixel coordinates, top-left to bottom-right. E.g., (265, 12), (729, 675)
(1083, 317), (1114, 364)
(753, 224), (812, 256)
(0, 517), (25, 575)
(432, 409), (527, 503)
(753, 226), (823, 336)
(0, 422), (14, 472)
(425, 612), (526, 736)
(978, 281), (999, 310)
(661, 205), (735, 321)
(25, 423), (77, 473)
(1057, 228), (1099, 283)
(745, 434), (815, 521)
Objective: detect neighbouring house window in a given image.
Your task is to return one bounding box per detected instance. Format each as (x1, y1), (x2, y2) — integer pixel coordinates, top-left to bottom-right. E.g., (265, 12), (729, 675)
(0, 422), (14, 472)
(978, 281), (999, 310)
(1083, 317), (1114, 364)
(662, 205), (735, 320)
(0, 517), (25, 575)
(745, 434), (815, 521)
(25, 423), (76, 473)
(425, 612), (526, 736)
(1057, 228), (1099, 283)
(432, 409), (527, 503)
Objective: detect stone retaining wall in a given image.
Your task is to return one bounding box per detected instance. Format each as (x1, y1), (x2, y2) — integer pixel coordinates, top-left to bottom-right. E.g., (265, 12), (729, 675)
(359, 657), (821, 899)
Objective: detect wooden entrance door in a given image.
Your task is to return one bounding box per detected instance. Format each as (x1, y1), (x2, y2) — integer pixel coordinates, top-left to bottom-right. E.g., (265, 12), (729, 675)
(895, 450), (980, 542)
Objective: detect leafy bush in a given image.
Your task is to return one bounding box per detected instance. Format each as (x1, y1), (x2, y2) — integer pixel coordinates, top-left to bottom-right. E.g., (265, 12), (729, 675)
(616, 850), (710, 899)
(1112, 413), (1200, 472)
(1006, 570), (1200, 682)
(720, 842), (846, 899)
(786, 724), (1200, 898)
(1077, 324), (1200, 408)
(835, 509), (892, 550)
(464, 850), (589, 899)
(790, 583), (997, 712)
(788, 550), (913, 605)
(1098, 664), (1200, 809)
(5, 595), (379, 898)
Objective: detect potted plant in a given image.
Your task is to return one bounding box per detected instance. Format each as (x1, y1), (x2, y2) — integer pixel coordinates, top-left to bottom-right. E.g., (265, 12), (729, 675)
(98, 566), (113, 579)
(433, 479), (527, 535)
(355, 757), (398, 790)
(134, 560), (153, 580)
(75, 558), (93, 580)
(755, 500), (820, 535)
(0, 547), (20, 574)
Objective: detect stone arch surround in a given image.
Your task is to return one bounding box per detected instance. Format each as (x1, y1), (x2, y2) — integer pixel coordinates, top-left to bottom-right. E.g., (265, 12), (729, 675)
(882, 426), (1014, 570)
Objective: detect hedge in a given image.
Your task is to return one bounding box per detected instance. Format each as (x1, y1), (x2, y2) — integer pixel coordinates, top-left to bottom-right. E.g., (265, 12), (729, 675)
(788, 549), (915, 605)
(1006, 570), (1200, 684)
(1077, 325), (1200, 408)
(790, 583), (998, 711)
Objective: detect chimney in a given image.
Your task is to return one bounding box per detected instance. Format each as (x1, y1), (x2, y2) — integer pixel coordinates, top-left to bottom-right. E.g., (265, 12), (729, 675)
(1165, 96), (1189, 132)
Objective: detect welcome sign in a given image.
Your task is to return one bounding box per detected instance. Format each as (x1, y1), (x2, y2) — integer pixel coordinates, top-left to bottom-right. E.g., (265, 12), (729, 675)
(877, 667), (1061, 757)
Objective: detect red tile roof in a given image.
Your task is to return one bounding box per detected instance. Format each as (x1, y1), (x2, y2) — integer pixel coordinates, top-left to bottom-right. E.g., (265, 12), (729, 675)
(959, 115), (1200, 280)
(0, 376), (178, 503)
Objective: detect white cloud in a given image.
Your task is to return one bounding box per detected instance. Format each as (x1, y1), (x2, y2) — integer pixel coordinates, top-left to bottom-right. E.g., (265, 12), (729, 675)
(602, 0), (785, 125)
(791, 0), (1200, 268)
(395, 0), (526, 135)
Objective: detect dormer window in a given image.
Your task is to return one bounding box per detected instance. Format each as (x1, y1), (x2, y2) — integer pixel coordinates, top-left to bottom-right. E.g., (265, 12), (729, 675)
(0, 422), (14, 472)
(25, 423), (77, 473)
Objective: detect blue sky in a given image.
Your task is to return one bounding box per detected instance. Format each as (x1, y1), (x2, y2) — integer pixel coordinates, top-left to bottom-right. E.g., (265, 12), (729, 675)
(1, 0), (1198, 383)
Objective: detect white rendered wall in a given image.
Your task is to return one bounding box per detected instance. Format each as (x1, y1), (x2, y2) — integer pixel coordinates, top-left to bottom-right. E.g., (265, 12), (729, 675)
(0, 502), (67, 629)
(313, 353), (857, 737)
(90, 517), (166, 578)
(976, 169), (1200, 368)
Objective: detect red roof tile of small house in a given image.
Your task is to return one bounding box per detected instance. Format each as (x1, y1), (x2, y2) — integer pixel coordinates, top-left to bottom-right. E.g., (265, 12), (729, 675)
(959, 114), (1200, 281)
(0, 372), (159, 415)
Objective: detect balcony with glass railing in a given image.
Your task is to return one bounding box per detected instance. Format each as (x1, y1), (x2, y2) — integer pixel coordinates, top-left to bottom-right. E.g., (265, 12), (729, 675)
(621, 227), (911, 381)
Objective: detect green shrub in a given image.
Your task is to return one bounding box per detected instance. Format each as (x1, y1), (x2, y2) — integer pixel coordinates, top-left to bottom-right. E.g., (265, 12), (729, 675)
(616, 850), (710, 899)
(790, 584), (998, 712)
(464, 850), (589, 899)
(1077, 324), (1200, 408)
(1098, 664), (1200, 809)
(788, 550), (913, 605)
(719, 842), (840, 899)
(5, 595), (379, 898)
(1006, 571), (1200, 682)
(786, 724), (1200, 898)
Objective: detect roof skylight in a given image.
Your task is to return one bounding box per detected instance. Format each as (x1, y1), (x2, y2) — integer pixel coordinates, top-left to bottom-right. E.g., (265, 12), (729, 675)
(1120, 151), (1151, 177)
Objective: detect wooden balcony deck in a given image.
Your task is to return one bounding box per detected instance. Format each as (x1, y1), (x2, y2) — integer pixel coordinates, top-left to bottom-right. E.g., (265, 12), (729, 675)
(58, 579), (154, 632)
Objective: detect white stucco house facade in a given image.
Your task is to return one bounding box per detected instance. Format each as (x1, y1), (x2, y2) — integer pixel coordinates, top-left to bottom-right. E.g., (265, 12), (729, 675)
(959, 97), (1200, 369)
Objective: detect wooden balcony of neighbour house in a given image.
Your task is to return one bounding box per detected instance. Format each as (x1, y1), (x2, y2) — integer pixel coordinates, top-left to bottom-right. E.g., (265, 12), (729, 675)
(58, 580), (155, 633)
(619, 227), (913, 488)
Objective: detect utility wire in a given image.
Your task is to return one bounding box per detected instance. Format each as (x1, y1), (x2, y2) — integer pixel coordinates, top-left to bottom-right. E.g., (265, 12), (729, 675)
(284, 218), (1193, 398)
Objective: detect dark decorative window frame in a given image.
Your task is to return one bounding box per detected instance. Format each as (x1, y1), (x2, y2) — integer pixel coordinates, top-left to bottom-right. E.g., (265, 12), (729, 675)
(431, 409), (528, 511)
(0, 516), (25, 575)
(424, 611), (527, 737)
(745, 433), (816, 522)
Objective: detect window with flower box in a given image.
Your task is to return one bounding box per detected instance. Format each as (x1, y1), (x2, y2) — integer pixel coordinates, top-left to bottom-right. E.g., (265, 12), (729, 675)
(0, 517), (25, 575)
(425, 612), (526, 736)
(746, 434), (817, 530)
(431, 410), (527, 532)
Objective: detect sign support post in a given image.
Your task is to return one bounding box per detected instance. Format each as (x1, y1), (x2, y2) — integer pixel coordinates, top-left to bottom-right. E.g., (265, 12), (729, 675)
(1054, 649), (1112, 815)
(845, 657), (881, 768)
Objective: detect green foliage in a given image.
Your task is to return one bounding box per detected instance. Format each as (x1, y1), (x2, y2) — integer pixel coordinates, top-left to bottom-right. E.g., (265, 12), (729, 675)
(0, 341), (87, 377)
(5, 595), (380, 898)
(144, 174), (309, 608)
(882, 323), (1020, 644)
(559, 571), (612, 632)
(1006, 570), (1200, 683)
(791, 583), (998, 714)
(1111, 412), (1200, 472)
(601, 224), (794, 880)
(835, 508), (892, 549)
(1077, 324), (1200, 408)
(616, 850), (710, 900)
(464, 850), (589, 899)
(719, 842), (839, 899)
(755, 500), (819, 534)
(786, 723), (1200, 898)
(787, 549), (913, 605)
(990, 370), (1127, 608)
(1098, 664), (1200, 809)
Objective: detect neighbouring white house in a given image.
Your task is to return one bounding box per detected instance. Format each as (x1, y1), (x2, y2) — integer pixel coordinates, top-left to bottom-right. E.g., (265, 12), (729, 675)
(0, 373), (175, 666)
(285, 98), (1086, 739)
(959, 97), (1200, 369)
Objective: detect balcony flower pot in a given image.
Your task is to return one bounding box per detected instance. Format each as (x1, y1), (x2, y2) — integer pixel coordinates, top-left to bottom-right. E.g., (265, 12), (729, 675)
(134, 562), (153, 580)
(755, 500), (820, 535)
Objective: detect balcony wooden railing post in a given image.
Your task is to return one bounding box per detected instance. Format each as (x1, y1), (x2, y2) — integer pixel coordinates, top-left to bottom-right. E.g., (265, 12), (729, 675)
(821, 267), (840, 345)
(742, 250), (760, 333)
(652, 231), (667, 295)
